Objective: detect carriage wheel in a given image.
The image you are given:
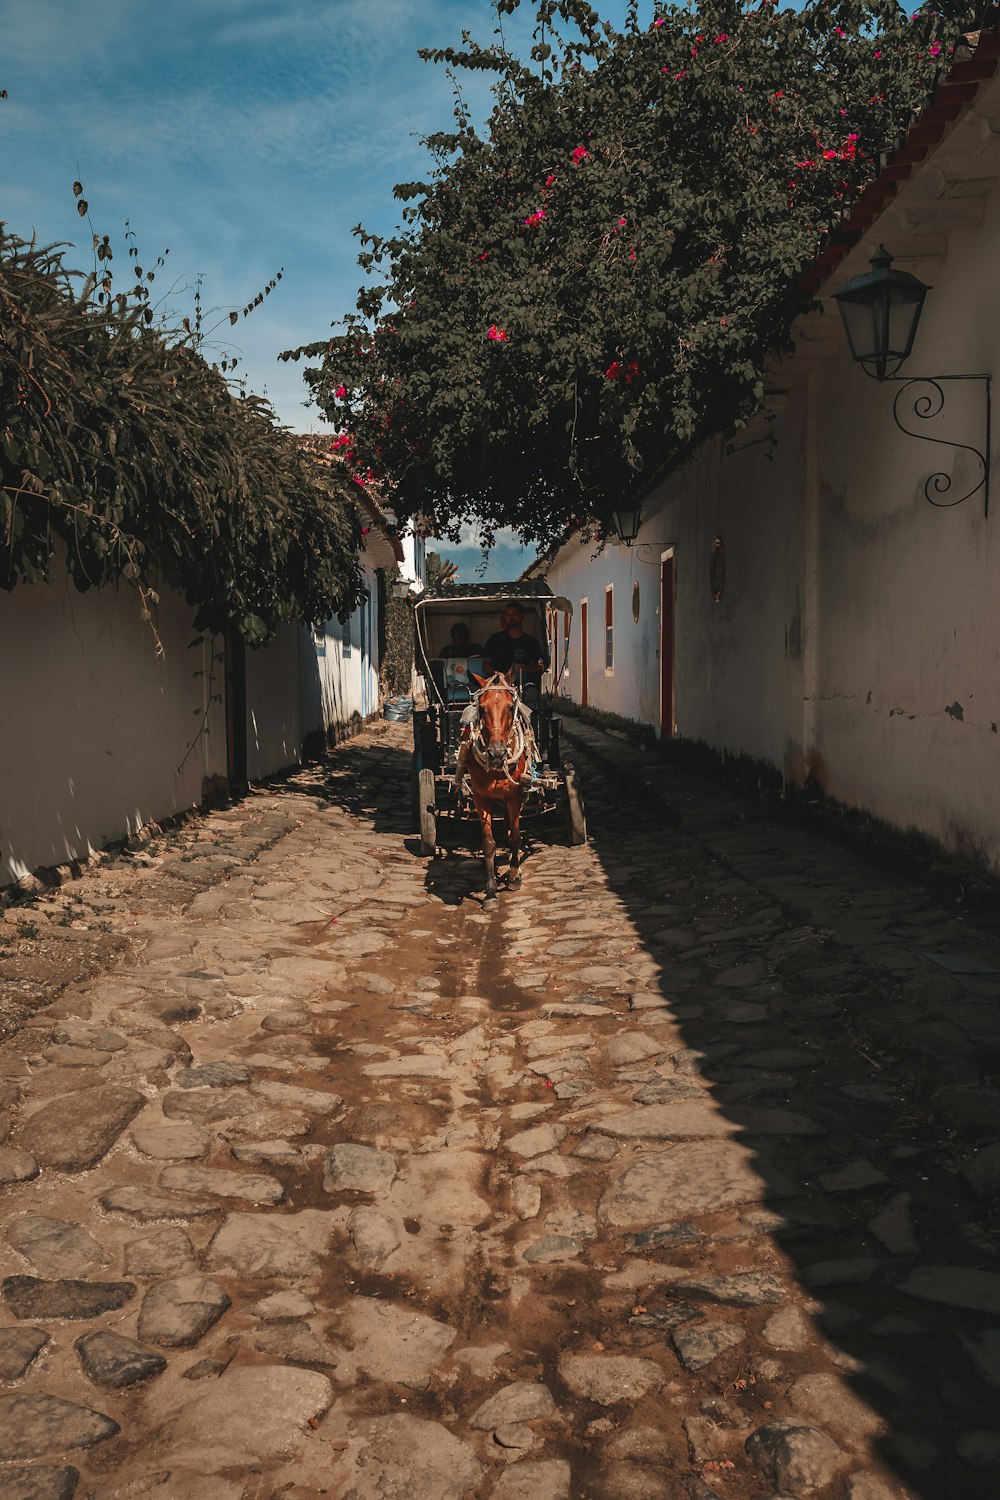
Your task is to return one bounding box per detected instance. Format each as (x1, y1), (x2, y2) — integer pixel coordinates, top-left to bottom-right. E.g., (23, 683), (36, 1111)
(562, 762), (587, 846)
(418, 767), (437, 856)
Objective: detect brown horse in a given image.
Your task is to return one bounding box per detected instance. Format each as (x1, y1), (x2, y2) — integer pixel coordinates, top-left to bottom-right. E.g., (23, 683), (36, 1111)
(455, 672), (533, 911)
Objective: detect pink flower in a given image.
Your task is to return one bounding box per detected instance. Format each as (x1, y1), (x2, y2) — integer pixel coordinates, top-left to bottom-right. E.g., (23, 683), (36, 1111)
(571, 145), (589, 163)
(605, 361), (622, 380)
(713, 33), (727, 43)
(629, 248), (637, 261)
(487, 325), (508, 342)
(653, 16), (665, 25)
(545, 173), (557, 186)
(523, 208), (546, 227)
(334, 384), (348, 399)
(929, 41), (941, 55)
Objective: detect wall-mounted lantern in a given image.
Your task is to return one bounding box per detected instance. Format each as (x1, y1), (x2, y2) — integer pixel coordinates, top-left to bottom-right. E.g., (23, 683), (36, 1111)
(390, 577), (412, 600)
(833, 244), (990, 516)
(609, 503), (671, 563)
(833, 245), (929, 383)
(610, 505), (642, 546)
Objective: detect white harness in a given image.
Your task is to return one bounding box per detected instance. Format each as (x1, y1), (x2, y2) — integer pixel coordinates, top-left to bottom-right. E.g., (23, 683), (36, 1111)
(461, 675), (538, 779)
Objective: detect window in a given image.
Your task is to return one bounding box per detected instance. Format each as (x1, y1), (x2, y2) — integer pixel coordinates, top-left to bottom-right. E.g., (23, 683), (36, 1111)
(313, 622), (327, 656)
(341, 614), (353, 658)
(604, 585), (614, 673)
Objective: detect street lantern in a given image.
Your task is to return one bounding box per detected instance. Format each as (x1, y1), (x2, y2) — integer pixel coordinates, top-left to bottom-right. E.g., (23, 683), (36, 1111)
(610, 504), (642, 545)
(390, 577), (412, 600)
(833, 245), (929, 382)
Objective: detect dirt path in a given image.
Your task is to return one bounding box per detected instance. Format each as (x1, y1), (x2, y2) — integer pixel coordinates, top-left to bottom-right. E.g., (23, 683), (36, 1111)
(0, 722), (997, 1499)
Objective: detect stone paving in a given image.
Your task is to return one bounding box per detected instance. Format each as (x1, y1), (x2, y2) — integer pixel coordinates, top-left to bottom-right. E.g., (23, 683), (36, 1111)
(0, 719), (998, 1498)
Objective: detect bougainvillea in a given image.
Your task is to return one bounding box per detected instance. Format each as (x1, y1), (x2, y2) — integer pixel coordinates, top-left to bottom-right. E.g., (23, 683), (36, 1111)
(286, 0), (975, 546)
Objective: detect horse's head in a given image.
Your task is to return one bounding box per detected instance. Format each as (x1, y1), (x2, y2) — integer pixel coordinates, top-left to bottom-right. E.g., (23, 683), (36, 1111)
(470, 672), (516, 772)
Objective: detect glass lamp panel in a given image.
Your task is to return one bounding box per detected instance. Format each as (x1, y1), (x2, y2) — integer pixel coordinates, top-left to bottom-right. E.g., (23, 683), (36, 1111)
(838, 295), (878, 364)
(611, 507), (641, 543)
(886, 285), (925, 360)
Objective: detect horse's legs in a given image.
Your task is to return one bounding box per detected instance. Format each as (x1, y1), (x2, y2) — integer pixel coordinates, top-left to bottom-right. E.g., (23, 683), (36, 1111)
(507, 786), (524, 890)
(475, 792), (499, 910)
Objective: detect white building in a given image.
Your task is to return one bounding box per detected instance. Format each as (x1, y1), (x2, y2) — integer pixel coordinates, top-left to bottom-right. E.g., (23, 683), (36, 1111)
(533, 29), (1000, 873)
(0, 470), (398, 887)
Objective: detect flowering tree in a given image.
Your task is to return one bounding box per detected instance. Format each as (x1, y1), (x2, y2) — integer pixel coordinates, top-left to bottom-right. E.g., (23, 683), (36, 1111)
(287, 0), (973, 546)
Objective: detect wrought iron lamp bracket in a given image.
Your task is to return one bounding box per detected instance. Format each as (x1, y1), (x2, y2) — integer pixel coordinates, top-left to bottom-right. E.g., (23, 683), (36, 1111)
(887, 373), (991, 517)
(626, 541), (670, 563)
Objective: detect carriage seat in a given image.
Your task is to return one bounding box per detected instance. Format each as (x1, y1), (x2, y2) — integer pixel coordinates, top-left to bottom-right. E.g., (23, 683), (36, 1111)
(443, 655), (483, 705)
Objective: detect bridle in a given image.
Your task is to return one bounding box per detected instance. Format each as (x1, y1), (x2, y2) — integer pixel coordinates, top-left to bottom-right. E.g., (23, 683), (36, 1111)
(463, 673), (535, 778)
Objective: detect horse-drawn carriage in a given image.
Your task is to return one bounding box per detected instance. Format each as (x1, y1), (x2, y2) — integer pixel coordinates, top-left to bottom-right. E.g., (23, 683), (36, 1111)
(410, 582), (586, 885)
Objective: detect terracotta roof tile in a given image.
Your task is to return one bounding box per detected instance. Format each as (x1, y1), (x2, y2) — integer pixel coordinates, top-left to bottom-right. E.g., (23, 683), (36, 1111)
(798, 30), (1000, 298)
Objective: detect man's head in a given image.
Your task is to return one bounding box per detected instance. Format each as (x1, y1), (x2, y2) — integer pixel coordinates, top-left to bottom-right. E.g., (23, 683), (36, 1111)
(500, 603), (524, 633)
(450, 623), (470, 648)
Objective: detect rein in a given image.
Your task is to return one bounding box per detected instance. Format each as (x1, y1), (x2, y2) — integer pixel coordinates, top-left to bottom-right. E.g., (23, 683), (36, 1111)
(463, 674), (536, 780)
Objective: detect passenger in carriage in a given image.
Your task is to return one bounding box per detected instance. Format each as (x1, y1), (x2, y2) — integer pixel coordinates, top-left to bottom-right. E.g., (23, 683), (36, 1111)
(439, 622), (483, 659)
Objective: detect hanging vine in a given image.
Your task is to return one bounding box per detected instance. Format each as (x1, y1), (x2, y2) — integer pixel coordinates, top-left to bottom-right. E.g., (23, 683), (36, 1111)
(1, 224), (364, 645)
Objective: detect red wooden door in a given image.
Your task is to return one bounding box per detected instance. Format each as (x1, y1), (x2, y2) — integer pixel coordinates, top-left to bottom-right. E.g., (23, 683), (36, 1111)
(580, 599), (589, 706)
(660, 556), (674, 737)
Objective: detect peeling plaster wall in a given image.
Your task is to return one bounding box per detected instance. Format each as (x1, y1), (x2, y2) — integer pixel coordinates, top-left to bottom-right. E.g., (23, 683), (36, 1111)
(811, 203), (1000, 868)
(662, 399), (809, 773)
(0, 571), (226, 884)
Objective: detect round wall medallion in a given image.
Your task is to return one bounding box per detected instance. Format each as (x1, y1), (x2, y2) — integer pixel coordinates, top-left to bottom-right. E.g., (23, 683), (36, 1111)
(631, 581), (640, 622)
(710, 537), (725, 603)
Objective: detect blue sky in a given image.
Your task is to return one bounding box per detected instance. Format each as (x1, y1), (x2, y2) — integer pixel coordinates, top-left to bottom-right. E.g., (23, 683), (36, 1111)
(1, 0), (643, 579)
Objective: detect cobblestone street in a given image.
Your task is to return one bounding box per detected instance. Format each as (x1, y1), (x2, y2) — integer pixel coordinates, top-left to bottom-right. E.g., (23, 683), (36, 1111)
(0, 719), (998, 1500)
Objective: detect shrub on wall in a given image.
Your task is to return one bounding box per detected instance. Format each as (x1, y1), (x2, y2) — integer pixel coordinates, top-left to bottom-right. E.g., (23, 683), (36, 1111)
(0, 230), (364, 645)
(381, 586), (415, 698)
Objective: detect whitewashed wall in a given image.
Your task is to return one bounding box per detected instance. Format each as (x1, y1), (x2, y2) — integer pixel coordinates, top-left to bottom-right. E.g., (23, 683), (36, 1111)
(301, 563), (381, 743)
(1, 552), (383, 884)
(245, 624), (302, 782)
(0, 571), (226, 884)
(808, 200), (1000, 867)
(540, 180), (1000, 870)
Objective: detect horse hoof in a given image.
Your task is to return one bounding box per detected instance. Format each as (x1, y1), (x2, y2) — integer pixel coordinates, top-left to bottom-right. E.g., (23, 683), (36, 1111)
(483, 896), (499, 912)
(508, 874), (521, 891)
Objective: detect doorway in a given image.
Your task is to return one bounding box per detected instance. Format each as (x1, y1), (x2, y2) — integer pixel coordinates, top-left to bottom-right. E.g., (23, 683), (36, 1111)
(580, 598), (589, 706)
(660, 552), (675, 738)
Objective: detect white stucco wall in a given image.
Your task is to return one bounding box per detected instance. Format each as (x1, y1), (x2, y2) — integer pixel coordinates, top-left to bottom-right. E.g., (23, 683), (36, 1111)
(0, 572), (226, 883)
(544, 404), (807, 770)
(302, 565), (381, 740)
(809, 202), (1000, 865)
(245, 624), (302, 781)
(540, 178), (1000, 870)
